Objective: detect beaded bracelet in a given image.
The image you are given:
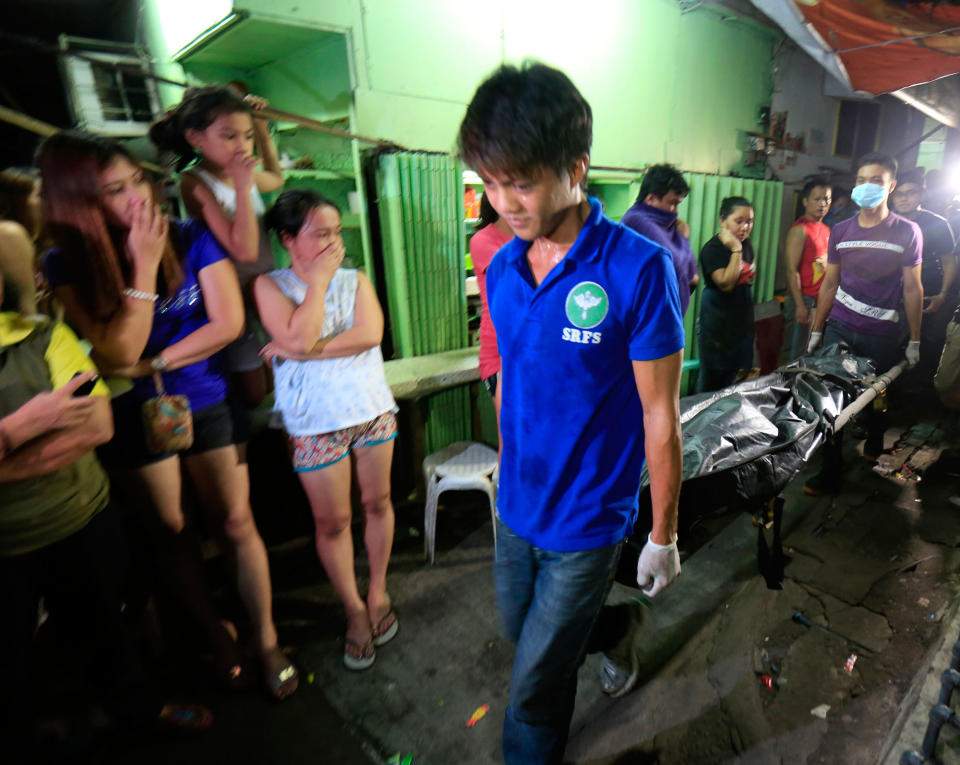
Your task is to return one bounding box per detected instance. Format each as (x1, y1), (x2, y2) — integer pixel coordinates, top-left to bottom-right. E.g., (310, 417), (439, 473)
(123, 287), (159, 302)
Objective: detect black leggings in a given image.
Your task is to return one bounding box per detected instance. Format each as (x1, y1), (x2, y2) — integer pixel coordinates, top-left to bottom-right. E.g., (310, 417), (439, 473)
(0, 504), (160, 759)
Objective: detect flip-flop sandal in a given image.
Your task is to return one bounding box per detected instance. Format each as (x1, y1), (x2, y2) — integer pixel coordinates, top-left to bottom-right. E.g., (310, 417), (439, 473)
(214, 619), (247, 690)
(157, 704), (214, 733)
(343, 635), (376, 671)
(261, 647), (299, 700)
(372, 609), (399, 647)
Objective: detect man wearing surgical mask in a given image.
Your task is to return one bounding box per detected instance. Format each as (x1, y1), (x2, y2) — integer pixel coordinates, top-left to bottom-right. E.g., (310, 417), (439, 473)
(804, 152), (924, 494)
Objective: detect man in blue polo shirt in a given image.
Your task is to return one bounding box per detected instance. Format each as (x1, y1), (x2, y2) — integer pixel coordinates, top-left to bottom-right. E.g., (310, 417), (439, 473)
(458, 62), (685, 765)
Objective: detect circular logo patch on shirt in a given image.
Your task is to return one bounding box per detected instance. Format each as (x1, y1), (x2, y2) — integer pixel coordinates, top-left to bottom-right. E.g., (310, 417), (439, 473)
(565, 281), (609, 328)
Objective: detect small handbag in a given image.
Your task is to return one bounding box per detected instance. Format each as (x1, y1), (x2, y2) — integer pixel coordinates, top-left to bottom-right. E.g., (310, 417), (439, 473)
(141, 372), (193, 454)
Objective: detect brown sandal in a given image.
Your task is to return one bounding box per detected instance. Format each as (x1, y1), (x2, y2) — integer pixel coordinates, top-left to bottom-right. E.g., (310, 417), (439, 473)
(372, 609), (399, 647)
(261, 647), (299, 700)
(343, 634), (376, 671)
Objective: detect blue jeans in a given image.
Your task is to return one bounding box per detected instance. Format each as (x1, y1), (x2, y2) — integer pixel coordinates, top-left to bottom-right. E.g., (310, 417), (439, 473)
(694, 364), (738, 394)
(494, 517), (623, 765)
(819, 320), (904, 480)
(785, 294), (817, 360)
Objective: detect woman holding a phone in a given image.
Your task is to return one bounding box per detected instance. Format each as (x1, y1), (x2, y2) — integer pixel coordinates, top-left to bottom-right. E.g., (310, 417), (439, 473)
(37, 131), (297, 700)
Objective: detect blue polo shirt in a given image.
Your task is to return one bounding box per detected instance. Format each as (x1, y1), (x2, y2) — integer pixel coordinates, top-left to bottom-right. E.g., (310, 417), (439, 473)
(486, 198), (684, 551)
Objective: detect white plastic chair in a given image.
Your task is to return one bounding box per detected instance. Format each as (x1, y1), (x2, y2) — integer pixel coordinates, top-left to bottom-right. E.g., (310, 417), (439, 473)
(422, 441), (499, 564)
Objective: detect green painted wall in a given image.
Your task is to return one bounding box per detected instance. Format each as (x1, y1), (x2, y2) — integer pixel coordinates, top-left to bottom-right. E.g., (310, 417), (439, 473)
(145, 0), (777, 174)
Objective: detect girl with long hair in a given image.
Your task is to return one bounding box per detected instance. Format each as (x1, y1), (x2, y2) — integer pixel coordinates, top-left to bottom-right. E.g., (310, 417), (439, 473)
(37, 131), (297, 700)
(150, 85), (283, 407)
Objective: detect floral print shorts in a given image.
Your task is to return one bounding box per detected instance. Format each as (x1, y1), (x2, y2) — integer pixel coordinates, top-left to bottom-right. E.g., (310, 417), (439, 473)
(288, 412), (397, 472)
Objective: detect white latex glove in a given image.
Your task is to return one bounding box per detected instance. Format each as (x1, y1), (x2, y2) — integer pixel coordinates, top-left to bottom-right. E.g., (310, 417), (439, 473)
(806, 331), (823, 354)
(906, 340), (920, 368)
(636, 533), (681, 597)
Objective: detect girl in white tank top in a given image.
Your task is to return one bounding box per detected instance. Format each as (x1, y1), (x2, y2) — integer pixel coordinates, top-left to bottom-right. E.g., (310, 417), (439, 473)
(150, 85), (285, 403)
(254, 190), (399, 672)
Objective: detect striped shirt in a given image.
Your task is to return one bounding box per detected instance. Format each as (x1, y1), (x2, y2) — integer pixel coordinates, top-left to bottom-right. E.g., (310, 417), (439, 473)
(827, 212), (922, 336)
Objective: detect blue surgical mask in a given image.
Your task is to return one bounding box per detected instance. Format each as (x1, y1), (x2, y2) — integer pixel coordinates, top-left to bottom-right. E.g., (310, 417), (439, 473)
(851, 182), (887, 210)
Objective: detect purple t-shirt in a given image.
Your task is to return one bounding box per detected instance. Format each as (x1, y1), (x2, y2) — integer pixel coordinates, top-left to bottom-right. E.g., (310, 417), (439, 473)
(621, 201), (698, 317)
(45, 219), (231, 409)
(827, 212), (922, 336)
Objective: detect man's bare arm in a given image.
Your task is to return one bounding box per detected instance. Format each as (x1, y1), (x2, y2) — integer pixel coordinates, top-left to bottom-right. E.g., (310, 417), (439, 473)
(633, 350), (683, 545)
(0, 396), (113, 483)
(784, 226), (807, 316)
(903, 264), (923, 342)
(811, 263), (841, 333)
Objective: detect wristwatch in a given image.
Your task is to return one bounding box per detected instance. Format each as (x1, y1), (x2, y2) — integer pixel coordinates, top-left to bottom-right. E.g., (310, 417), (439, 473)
(150, 355), (169, 372)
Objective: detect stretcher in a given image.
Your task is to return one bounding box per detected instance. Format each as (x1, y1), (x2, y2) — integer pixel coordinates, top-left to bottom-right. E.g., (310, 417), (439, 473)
(626, 343), (907, 588)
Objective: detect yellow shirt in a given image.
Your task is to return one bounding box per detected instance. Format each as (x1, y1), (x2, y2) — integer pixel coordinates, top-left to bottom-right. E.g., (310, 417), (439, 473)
(0, 313), (110, 556)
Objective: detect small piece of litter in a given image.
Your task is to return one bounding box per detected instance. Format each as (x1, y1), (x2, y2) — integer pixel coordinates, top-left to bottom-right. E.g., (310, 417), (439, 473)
(760, 674), (775, 690)
(306, 673), (315, 685)
(918, 598), (930, 608)
(466, 704), (489, 728)
(386, 755), (414, 765)
(811, 704), (831, 719)
(843, 653), (858, 674)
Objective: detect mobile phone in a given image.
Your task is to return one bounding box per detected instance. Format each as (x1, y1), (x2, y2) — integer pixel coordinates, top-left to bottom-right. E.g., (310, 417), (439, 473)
(71, 372), (99, 397)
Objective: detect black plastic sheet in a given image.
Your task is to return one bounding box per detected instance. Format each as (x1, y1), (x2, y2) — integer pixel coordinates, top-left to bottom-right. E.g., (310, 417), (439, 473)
(637, 343), (878, 518)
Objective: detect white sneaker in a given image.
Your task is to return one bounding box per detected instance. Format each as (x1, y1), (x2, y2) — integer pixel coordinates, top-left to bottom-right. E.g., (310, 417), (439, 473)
(598, 601), (644, 698)
(600, 651), (639, 698)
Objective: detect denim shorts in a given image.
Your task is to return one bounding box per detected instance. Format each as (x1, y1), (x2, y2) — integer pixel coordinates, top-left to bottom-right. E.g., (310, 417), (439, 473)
(221, 312), (268, 373)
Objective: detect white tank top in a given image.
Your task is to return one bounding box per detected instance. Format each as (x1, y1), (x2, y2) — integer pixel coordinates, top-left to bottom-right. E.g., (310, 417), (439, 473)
(184, 166), (274, 285)
(267, 268), (397, 435)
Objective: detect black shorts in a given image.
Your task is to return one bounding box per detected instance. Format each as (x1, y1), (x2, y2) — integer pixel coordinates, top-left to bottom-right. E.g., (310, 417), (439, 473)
(482, 372), (498, 399)
(97, 392), (248, 470)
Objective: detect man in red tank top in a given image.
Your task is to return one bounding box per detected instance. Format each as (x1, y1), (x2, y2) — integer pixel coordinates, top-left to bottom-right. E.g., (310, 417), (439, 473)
(785, 177), (832, 359)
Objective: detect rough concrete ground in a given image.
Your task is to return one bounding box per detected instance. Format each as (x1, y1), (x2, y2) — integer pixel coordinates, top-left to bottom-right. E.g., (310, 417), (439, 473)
(568, 401), (960, 765)
(33, 395), (960, 764)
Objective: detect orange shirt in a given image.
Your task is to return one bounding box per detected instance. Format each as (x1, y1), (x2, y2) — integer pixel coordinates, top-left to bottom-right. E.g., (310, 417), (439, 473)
(792, 217), (830, 298)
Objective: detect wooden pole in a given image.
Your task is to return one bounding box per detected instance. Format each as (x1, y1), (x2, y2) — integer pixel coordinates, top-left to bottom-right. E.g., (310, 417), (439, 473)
(0, 104), (166, 174)
(0, 32), (399, 149)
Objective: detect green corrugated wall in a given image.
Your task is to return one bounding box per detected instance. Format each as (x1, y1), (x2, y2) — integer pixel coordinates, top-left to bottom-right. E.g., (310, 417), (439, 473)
(375, 152), (472, 454)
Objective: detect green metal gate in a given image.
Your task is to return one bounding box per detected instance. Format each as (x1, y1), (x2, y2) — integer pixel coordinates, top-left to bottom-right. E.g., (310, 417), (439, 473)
(375, 152), (471, 453)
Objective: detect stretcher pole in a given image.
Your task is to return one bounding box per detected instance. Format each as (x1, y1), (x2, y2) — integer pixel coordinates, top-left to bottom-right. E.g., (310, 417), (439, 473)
(829, 360), (908, 436)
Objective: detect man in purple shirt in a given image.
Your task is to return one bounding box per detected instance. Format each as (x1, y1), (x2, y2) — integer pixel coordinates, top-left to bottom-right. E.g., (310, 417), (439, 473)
(620, 164), (699, 317)
(805, 152), (924, 494)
